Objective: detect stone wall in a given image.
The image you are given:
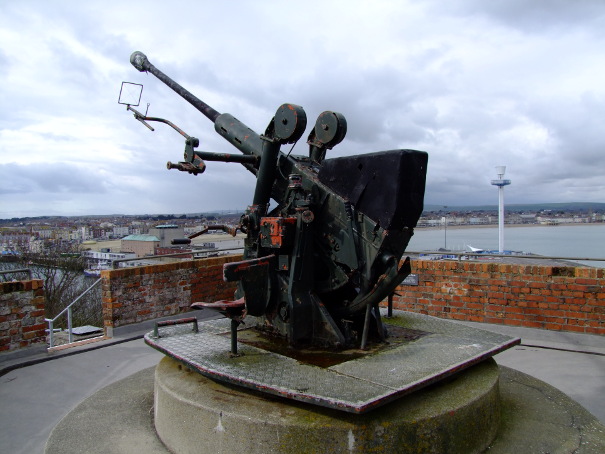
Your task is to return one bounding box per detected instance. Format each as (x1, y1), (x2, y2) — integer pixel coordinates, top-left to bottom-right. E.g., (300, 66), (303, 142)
(101, 255), (241, 334)
(0, 280), (46, 352)
(392, 260), (605, 335)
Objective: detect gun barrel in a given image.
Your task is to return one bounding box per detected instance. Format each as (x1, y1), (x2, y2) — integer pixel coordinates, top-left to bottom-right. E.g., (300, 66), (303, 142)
(130, 51), (220, 123)
(130, 51), (263, 159)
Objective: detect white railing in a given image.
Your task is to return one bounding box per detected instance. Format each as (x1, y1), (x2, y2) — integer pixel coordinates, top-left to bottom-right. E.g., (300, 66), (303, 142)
(408, 250), (605, 265)
(45, 278), (102, 348)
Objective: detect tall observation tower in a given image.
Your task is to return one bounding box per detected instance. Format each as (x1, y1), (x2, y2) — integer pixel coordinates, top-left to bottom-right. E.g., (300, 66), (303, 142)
(491, 166), (511, 253)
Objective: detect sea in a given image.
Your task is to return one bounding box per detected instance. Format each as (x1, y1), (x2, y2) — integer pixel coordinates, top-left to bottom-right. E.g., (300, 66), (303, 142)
(407, 224), (605, 268)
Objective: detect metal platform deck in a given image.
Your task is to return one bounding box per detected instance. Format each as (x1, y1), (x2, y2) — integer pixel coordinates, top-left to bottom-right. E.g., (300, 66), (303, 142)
(144, 311), (520, 413)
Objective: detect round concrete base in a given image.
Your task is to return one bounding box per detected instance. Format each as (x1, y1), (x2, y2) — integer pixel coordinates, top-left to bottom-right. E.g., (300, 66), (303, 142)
(155, 357), (500, 454)
(45, 361), (605, 454)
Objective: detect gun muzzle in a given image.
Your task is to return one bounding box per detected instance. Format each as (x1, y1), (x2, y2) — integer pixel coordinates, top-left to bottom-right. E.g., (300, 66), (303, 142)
(130, 51), (150, 72)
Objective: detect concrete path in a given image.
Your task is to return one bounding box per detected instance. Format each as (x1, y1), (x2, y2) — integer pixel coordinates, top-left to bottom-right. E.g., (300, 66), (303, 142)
(0, 315), (603, 454)
(461, 321), (605, 424)
(1, 340), (163, 454)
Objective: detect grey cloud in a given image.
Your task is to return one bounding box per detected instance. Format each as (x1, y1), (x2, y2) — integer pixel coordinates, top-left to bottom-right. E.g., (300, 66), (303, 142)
(0, 48), (8, 79)
(432, 0), (605, 33)
(1, 0), (604, 217)
(526, 95), (605, 176)
(0, 163), (105, 194)
(47, 40), (100, 91)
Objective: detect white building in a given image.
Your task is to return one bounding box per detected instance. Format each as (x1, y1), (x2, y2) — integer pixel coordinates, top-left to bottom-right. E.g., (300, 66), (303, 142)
(113, 226), (130, 237)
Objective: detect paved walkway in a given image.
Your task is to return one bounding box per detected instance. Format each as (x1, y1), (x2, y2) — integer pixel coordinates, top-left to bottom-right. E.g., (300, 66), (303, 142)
(0, 314), (603, 454)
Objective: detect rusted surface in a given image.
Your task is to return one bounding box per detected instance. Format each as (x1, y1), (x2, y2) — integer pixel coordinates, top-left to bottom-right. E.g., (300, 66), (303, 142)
(223, 255), (275, 282)
(259, 217), (296, 249)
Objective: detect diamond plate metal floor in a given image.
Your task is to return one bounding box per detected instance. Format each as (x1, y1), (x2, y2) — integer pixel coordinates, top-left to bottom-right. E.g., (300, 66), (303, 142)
(144, 311), (519, 413)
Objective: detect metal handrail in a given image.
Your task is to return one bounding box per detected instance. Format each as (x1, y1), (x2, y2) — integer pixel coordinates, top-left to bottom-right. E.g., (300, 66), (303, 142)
(45, 278), (102, 348)
(407, 251), (605, 263)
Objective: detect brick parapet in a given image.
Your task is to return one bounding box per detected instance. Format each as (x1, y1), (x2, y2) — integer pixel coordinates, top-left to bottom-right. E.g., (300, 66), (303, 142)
(101, 255), (242, 331)
(0, 279), (46, 352)
(100, 255), (604, 337)
(391, 259), (604, 335)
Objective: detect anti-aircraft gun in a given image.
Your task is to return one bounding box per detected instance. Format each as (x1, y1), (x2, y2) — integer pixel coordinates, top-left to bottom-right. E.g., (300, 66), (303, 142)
(125, 51), (428, 351)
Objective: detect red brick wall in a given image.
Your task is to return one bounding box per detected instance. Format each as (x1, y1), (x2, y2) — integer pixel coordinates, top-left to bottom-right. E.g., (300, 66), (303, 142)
(0, 280), (47, 352)
(391, 260), (605, 335)
(101, 255), (242, 332)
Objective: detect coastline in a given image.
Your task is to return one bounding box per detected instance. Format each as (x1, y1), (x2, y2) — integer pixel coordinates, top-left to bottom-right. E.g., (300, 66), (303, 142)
(415, 222), (603, 231)
(409, 222), (605, 267)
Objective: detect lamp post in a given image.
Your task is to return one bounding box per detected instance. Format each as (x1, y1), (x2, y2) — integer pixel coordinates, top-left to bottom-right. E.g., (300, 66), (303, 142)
(443, 206), (447, 249)
(490, 166), (511, 253)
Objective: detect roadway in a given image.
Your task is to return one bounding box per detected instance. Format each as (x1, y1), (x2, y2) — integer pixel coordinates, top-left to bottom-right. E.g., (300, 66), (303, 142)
(1, 315), (603, 454)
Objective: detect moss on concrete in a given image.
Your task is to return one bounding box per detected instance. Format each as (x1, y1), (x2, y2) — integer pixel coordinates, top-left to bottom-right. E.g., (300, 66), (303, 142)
(154, 356), (501, 453)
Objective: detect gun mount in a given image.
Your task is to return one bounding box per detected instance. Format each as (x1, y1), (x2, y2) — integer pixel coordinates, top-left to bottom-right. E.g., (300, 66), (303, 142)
(125, 51), (428, 351)
(127, 52), (522, 416)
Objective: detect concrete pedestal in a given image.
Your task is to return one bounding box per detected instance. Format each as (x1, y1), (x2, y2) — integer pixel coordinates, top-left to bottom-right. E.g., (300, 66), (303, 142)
(155, 357), (501, 454)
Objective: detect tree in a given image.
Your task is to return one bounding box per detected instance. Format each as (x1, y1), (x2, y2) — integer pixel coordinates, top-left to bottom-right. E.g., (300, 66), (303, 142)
(15, 241), (102, 328)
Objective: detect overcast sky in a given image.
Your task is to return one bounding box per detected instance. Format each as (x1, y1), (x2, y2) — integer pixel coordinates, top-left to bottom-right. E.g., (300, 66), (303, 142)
(1, 0), (604, 218)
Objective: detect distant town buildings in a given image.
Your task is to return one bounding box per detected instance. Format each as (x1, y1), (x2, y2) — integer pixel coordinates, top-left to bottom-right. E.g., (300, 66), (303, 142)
(0, 210), (602, 262)
(148, 224), (185, 248)
(121, 234), (160, 258)
(416, 210), (603, 228)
